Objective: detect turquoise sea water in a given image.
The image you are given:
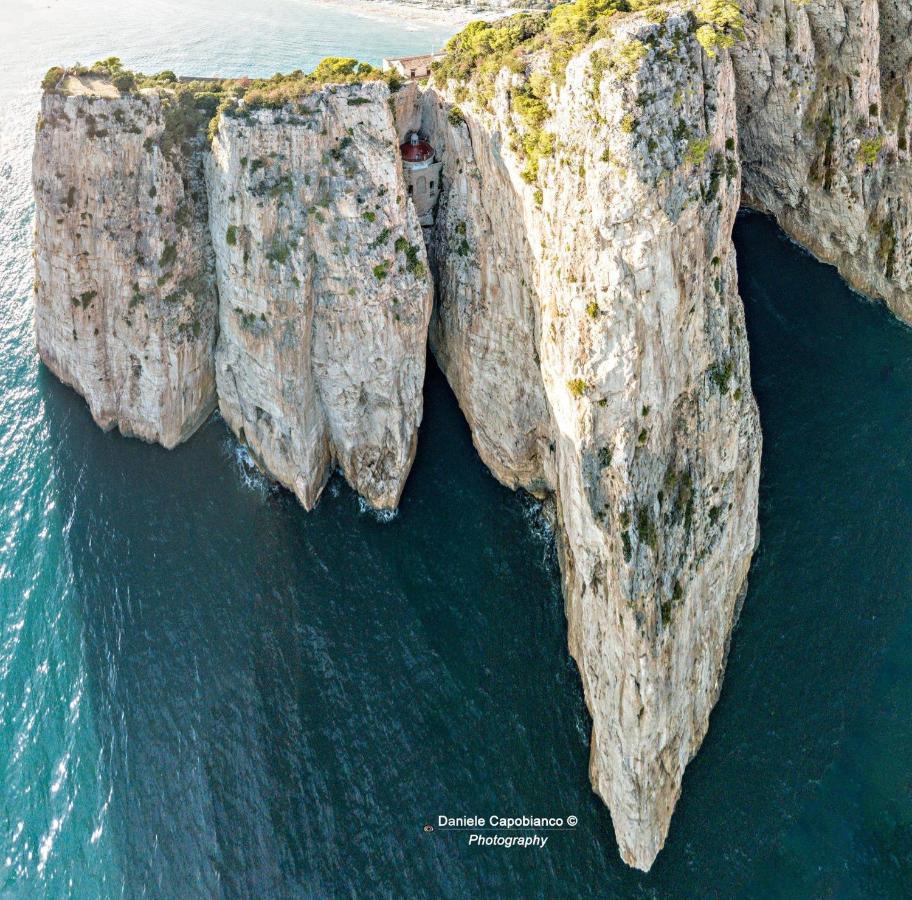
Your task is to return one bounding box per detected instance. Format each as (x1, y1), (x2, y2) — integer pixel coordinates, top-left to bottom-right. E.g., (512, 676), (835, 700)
(1, 1), (911, 895)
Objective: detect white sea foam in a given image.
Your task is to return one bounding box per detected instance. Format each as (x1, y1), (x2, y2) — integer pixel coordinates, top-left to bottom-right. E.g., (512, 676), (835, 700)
(225, 438), (276, 496)
(357, 495), (399, 523)
(520, 493), (557, 568)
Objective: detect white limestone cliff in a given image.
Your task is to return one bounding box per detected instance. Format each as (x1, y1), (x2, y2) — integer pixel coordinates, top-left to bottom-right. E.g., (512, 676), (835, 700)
(32, 76), (217, 446)
(39, 0), (912, 872)
(424, 9), (762, 870)
(207, 81), (432, 510)
(734, 0), (912, 319)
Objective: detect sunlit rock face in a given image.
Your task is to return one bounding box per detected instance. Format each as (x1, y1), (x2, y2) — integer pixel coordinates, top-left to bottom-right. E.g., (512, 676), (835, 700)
(207, 81), (433, 510)
(734, 0), (912, 320)
(33, 81), (218, 446)
(424, 9), (761, 871)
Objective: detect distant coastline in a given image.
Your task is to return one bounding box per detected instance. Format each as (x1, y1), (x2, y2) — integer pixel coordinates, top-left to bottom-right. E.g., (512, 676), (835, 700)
(312, 0), (524, 33)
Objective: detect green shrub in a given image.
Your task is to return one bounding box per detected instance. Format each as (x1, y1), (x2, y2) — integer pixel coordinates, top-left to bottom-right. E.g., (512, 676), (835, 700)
(226, 225), (237, 246)
(685, 136), (712, 165)
(112, 71), (136, 93)
(42, 66), (65, 91)
(373, 261), (390, 280)
(637, 506), (658, 552)
(709, 359), (734, 392)
(159, 242), (177, 269)
(621, 530), (632, 562)
(513, 90), (549, 130)
(611, 39), (647, 79)
(858, 134), (883, 166)
(567, 378), (587, 398)
(519, 128), (555, 182)
(404, 243), (424, 278)
(694, 0), (745, 57)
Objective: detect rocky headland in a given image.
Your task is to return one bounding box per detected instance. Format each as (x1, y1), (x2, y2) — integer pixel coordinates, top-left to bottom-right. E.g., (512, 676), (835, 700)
(32, 0), (911, 873)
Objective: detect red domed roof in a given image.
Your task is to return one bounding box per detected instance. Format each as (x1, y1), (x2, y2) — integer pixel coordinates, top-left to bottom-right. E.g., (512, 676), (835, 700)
(400, 137), (434, 163)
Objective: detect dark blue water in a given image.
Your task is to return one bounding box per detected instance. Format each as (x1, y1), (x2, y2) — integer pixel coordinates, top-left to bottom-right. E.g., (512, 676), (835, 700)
(2, 2), (912, 894)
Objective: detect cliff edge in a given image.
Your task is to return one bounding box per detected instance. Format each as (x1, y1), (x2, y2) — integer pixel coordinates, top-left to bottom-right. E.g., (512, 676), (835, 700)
(207, 80), (431, 510)
(33, 61), (432, 509)
(33, 0), (910, 874)
(735, 0), (912, 320)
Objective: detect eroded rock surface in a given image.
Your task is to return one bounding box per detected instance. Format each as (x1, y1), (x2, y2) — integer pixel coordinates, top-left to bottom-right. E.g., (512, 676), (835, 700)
(735, 0), (912, 319)
(426, 9), (761, 870)
(33, 83), (217, 446)
(207, 81), (432, 509)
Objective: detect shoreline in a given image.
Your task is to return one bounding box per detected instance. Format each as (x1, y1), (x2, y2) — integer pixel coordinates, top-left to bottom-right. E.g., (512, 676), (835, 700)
(311, 0), (508, 32)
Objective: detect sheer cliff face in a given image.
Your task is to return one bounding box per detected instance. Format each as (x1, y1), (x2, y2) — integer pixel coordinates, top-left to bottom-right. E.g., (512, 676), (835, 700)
(423, 96), (554, 492)
(32, 85), (217, 446)
(426, 12), (762, 870)
(32, 28), (765, 872)
(735, 0), (912, 319)
(33, 76), (431, 510)
(207, 82), (432, 510)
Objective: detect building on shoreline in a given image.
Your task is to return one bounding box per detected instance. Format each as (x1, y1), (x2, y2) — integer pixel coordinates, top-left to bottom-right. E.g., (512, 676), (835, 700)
(382, 53), (444, 80)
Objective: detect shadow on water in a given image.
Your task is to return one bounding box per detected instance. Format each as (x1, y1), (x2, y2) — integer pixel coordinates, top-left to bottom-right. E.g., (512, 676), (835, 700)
(651, 212), (912, 896)
(39, 357), (624, 896)
(37, 212), (912, 896)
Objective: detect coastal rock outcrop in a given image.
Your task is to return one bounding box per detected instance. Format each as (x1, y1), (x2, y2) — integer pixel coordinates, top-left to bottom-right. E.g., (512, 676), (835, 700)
(425, 8), (761, 870)
(32, 76), (218, 446)
(32, 9), (766, 872)
(207, 81), (432, 510)
(734, 0), (912, 319)
(33, 68), (432, 510)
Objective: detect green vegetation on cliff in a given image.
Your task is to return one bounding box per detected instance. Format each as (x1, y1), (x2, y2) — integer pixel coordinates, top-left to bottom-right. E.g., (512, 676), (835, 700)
(433, 0), (743, 185)
(40, 55), (401, 157)
(434, 0), (743, 100)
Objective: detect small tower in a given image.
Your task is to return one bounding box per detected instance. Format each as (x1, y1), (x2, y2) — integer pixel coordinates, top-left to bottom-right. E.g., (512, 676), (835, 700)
(400, 132), (442, 227)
